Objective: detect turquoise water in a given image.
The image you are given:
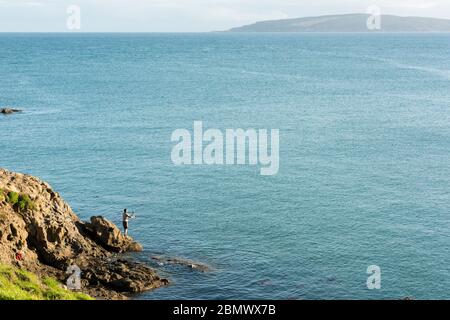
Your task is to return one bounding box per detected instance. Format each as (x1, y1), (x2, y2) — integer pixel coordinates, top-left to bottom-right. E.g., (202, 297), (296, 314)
(1, 33), (449, 299)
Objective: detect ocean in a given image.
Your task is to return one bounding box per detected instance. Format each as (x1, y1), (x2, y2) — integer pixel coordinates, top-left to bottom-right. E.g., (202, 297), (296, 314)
(1, 33), (449, 299)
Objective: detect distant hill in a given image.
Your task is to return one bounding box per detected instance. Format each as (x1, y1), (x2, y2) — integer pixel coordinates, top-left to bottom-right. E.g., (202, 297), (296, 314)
(226, 14), (450, 32)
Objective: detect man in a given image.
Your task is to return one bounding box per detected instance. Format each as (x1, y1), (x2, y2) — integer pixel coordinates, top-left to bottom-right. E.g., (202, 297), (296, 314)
(122, 208), (134, 236)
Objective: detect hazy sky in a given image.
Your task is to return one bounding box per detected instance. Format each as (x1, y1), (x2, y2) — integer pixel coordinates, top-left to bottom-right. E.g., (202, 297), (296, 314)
(1, 0), (449, 32)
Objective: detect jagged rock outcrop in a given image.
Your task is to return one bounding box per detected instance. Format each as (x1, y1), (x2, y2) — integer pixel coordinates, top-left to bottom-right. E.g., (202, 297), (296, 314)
(0, 168), (168, 299)
(1, 108), (22, 114)
(85, 216), (143, 253)
(84, 259), (168, 293)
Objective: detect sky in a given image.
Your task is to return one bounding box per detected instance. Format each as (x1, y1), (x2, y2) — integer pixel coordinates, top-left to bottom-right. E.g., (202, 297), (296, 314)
(0, 0), (449, 32)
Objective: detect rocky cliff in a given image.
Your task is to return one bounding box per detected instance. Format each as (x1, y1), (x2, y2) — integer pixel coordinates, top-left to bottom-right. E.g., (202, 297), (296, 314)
(0, 168), (168, 299)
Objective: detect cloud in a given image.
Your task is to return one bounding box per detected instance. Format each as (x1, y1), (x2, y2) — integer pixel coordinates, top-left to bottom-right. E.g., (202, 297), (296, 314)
(383, 0), (438, 9)
(203, 7), (288, 22)
(0, 0), (449, 32)
(0, 0), (45, 7)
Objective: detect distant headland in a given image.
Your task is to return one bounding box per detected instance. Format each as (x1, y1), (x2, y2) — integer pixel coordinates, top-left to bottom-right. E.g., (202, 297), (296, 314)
(225, 13), (450, 32)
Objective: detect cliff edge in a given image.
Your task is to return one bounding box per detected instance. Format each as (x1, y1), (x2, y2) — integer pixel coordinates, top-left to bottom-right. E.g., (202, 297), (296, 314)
(0, 168), (168, 299)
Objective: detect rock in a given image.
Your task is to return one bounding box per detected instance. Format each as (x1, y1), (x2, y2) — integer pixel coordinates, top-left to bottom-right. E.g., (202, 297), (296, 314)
(85, 216), (143, 253)
(255, 279), (273, 286)
(0, 168), (167, 300)
(85, 259), (168, 293)
(151, 255), (212, 272)
(0, 108), (22, 114)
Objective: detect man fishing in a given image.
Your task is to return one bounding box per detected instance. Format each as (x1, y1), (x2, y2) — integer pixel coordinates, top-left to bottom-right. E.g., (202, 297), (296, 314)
(122, 208), (135, 236)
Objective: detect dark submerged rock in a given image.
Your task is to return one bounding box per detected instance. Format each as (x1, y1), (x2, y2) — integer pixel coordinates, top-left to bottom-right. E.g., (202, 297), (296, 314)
(1, 108), (22, 114)
(151, 255), (212, 272)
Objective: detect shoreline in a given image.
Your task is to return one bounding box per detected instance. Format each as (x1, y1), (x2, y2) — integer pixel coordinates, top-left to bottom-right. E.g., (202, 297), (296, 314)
(0, 167), (169, 300)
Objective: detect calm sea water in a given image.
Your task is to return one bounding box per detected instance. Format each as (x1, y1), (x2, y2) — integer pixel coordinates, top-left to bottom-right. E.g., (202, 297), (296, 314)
(1, 33), (449, 300)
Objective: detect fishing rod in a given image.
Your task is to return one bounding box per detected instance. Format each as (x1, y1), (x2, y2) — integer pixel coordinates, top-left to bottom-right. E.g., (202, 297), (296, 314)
(121, 210), (137, 218)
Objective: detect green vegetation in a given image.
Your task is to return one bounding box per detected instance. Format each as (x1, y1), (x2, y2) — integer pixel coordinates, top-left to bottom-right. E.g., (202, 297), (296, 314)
(17, 194), (35, 212)
(1, 190), (35, 212)
(0, 264), (93, 300)
(6, 191), (19, 205)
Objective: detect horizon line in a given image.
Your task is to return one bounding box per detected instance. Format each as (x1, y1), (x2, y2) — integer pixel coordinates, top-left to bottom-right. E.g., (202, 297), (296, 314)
(2, 12), (450, 34)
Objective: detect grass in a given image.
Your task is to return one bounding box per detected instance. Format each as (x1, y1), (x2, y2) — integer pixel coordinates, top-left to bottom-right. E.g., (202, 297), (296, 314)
(17, 194), (35, 212)
(1, 190), (36, 212)
(6, 191), (19, 206)
(0, 264), (93, 300)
